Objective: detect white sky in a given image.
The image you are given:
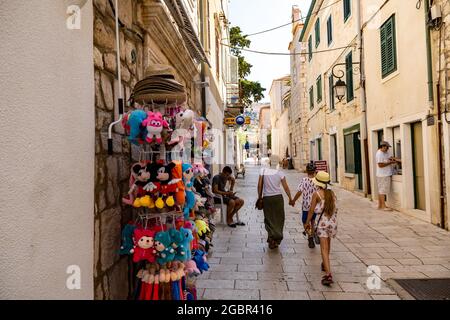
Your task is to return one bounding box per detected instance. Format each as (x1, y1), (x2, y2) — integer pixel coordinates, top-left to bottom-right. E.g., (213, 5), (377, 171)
(228, 0), (312, 103)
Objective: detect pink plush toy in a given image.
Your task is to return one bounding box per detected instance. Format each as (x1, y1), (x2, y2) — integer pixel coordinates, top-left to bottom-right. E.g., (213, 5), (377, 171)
(132, 229), (157, 263)
(142, 112), (169, 144)
(184, 260), (200, 276)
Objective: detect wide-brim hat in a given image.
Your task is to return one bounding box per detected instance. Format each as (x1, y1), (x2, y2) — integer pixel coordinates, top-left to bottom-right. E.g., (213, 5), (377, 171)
(144, 64), (177, 79)
(380, 141), (392, 148)
(313, 171), (331, 189)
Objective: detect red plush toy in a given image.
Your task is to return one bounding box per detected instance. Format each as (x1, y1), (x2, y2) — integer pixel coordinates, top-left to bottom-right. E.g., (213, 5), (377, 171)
(132, 229), (157, 263)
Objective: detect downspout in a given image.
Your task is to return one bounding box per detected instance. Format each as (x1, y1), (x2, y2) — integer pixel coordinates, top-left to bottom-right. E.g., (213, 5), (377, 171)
(356, 0), (371, 197)
(424, 0), (446, 229)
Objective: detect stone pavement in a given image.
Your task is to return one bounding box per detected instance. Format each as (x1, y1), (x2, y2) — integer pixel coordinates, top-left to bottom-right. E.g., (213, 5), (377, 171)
(197, 166), (450, 300)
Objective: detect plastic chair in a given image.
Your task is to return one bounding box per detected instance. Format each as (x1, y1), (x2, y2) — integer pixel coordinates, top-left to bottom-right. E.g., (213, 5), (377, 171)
(213, 194), (241, 225)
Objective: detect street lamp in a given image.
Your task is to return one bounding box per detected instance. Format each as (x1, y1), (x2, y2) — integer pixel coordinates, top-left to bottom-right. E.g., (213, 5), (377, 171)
(331, 62), (360, 102)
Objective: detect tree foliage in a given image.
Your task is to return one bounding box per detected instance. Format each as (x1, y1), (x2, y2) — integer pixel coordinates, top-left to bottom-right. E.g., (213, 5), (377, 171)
(229, 26), (266, 106)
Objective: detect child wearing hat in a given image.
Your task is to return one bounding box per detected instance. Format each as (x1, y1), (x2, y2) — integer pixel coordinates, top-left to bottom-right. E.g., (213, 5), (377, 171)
(290, 162), (319, 249)
(305, 171), (337, 286)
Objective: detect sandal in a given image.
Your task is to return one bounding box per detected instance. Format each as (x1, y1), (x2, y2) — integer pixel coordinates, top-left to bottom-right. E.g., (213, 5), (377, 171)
(321, 274), (334, 286)
(268, 240), (278, 250)
(321, 263), (325, 272)
(236, 221), (246, 226)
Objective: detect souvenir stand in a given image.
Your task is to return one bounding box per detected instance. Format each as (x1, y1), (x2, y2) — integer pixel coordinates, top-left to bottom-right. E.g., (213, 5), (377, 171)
(117, 65), (216, 300)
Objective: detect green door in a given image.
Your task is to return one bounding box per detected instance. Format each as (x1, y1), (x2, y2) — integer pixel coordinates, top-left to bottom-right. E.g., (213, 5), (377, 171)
(354, 132), (363, 190)
(412, 122), (426, 210)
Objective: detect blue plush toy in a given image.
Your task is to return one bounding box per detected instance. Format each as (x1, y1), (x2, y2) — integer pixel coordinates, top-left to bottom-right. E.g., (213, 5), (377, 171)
(193, 250), (209, 273)
(154, 231), (175, 264)
(174, 227), (193, 262)
(118, 224), (137, 255)
(182, 164), (195, 219)
(126, 110), (148, 145)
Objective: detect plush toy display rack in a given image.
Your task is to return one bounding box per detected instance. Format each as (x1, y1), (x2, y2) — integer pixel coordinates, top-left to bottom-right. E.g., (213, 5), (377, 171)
(116, 94), (216, 301)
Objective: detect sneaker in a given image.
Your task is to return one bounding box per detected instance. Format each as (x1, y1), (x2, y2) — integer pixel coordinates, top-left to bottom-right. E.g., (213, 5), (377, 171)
(227, 223), (237, 228)
(321, 274), (333, 286)
(308, 237), (316, 249)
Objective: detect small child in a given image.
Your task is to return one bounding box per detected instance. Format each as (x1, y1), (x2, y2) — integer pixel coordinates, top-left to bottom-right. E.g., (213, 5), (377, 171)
(305, 171), (338, 286)
(290, 162), (318, 249)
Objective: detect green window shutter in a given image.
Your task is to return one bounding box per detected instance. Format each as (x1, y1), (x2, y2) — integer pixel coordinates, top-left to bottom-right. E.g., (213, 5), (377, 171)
(344, 0), (351, 22)
(329, 74), (335, 110)
(308, 35), (313, 61)
(327, 16), (333, 45)
(380, 15), (397, 78)
(309, 86), (314, 110)
(315, 18), (320, 47)
(346, 52), (354, 102)
(316, 75), (322, 102)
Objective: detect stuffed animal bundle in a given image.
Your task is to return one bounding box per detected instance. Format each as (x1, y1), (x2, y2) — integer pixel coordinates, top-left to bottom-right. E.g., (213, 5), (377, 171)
(122, 110), (148, 145)
(182, 164), (195, 219)
(184, 260), (200, 276)
(132, 229), (157, 263)
(173, 227), (193, 261)
(142, 111), (170, 144)
(192, 250), (209, 273)
(195, 219), (210, 238)
(154, 231), (175, 265)
(168, 110), (194, 149)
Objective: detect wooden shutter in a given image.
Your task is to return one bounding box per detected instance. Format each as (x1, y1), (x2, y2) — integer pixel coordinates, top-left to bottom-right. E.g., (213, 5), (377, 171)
(309, 86), (314, 110)
(346, 52), (354, 102)
(315, 18), (320, 47)
(308, 35), (313, 61)
(327, 16), (333, 45)
(329, 74), (335, 110)
(317, 75), (322, 102)
(344, 0), (351, 22)
(381, 15), (397, 78)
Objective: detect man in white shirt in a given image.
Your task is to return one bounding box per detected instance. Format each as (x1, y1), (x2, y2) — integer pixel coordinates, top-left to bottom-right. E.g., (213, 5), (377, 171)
(376, 141), (401, 211)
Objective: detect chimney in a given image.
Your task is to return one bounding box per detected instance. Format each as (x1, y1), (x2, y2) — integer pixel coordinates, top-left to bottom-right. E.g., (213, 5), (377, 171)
(292, 5), (302, 33)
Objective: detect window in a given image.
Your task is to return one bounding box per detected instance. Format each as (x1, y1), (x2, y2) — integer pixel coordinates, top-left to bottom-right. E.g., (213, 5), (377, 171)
(308, 35), (313, 61)
(309, 86), (314, 110)
(310, 141), (315, 161)
(380, 14), (397, 78)
(344, 125), (361, 174)
(346, 52), (354, 102)
(343, 0), (351, 22)
(329, 74), (335, 110)
(327, 16), (333, 46)
(315, 18), (320, 48)
(316, 75), (322, 103)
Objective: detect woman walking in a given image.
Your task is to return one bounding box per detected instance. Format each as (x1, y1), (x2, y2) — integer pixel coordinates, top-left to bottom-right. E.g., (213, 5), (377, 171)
(304, 171), (337, 286)
(257, 165), (293, 249)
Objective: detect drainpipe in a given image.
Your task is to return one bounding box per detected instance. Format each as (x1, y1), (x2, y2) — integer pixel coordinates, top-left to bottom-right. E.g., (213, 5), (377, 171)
(424, 0), (446, 229)
(356, 0), (371, 197)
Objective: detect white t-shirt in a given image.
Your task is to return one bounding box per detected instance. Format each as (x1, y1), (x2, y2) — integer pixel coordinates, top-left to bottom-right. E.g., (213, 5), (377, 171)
(260, 168), (285, 197)
(376, 149), (393, 177)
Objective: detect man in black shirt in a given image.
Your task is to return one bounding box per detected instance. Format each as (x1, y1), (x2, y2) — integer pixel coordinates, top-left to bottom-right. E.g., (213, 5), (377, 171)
(212, 166), (245, 228)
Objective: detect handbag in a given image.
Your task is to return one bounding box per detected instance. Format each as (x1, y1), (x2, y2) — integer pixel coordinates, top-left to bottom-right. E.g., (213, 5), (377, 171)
(313, 210), (325, 245)
(255, 170), (265, 210)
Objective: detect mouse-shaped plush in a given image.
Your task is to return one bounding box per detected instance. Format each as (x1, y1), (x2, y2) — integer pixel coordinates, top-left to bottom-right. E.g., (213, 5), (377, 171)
(182, 164), (195, 219)
(122, 110), (148, 145)
(119, 224), (137, 255)
(132, 229), (157, 263)
(123, 162), (152, 206)
(173, 227), (193, 262)
(154, 231), (175, 265)
(192, 250), (209, 274)
(142, 112), (169, 144)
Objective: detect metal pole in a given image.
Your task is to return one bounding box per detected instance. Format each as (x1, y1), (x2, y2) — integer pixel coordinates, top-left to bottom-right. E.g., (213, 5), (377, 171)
(107, 0), (124, 155)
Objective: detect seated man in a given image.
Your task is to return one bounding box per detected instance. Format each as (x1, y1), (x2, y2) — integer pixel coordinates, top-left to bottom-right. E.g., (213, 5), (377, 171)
(212, 166), (245, 228)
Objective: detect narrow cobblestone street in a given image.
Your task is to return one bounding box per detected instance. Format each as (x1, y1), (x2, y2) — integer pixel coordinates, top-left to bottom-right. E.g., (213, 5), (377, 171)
(197, 166), (450, 300)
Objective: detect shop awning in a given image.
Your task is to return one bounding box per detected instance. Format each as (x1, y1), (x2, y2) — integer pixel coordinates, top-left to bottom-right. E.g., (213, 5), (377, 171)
(163, 0), (211, 67)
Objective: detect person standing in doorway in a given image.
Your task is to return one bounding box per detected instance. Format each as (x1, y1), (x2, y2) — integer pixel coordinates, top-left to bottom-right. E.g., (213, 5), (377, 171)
(304, 171), (337, 286)
(267, 149), (272, 167)
(290, 162), (318, 249)
(376, 141), (400, 211)
(258, 164), (293, 249)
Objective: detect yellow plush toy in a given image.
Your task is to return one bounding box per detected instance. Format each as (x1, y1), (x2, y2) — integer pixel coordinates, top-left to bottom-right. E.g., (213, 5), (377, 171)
(165, 196), (175, 207)
(195, 219), (210, 237)
(155, 197), (165, 209)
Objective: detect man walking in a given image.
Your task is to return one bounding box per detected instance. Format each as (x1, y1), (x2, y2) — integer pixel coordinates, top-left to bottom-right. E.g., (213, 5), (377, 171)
(376, 141), (400, 211)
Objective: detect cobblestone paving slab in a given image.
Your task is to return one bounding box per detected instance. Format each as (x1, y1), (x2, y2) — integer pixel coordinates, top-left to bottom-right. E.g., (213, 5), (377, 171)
(198, 166), (450, 300)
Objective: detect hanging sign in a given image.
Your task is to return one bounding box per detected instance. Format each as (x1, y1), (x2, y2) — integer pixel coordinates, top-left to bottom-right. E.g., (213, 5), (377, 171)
(245, 117), (251, 125)
(235, 116), (245, 126)
(224, 118), (236, 125)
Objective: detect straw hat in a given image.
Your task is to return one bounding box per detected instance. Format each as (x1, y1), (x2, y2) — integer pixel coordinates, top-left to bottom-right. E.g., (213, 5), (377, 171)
(313, 171), (331, 189)
(144, 64), (177, 79)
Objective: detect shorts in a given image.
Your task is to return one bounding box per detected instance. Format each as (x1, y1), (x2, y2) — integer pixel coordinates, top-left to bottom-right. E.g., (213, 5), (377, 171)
(214, 196), (236, 205)
(302, 211), (316, 224)
(315, 213), (338, 238)
(377, 176), (391, 195)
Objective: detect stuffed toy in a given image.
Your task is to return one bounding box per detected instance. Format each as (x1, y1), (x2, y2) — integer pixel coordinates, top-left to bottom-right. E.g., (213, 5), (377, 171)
(133, 195), (155, 208)
(192, 250), (209, 274)
(123, 110), (148, 145)
(132, 229), (157, 263)
(142, 112), (169, 144)
(174, 227), (193, 261)
(195, 219), (210, 238)
(193, 193), (207, 211)
(154, 231), (175, 264)
(168, 109), (194, 148)
(182, 164), (195, 219)
(123, 162), (152, 206)
(119, 224), (137, 255)
(171, 161), (185, 206)
(192, 163), (209, 177)
(184, 260), (200, 276)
